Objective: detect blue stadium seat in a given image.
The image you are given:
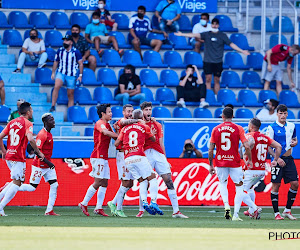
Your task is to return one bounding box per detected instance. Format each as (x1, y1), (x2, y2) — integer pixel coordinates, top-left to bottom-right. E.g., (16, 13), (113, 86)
(242, 71), (262, 88)
(178, 14), (192, 31)
(151, 15), (160, 30)
(217, 89), (242, 106)
(88, 106), (99, 122)
(152, 107), (171, 118)
(279, 90), (300, 108)
(68, 106), (93, 124)
(3, 30), (23, 47)
(238, 90), (261, 107)
(102, 49), (125, 67)
(109, 31), (131, 49)
(70, 12), (89, 29)
(258, 90), (278, 103)
(221, 70), (245, 88)
(111, 106), (123, 118)
(184, 51), (203, 68)
(215, 15), (238, 32)
(246, 52), (264, 70)
(141, 87), (160, 105)
(288, 110), (295, 119)
(84, 127), (94, 136)
(173, 107), (192, 118)
(194, 108), (213, 118)
(269, 34), (288, 49)
(214, 108), (223, 118)
(45, 30), (63, 47)
(0, 105), (10, 122)
(253, 16), (275, 32)
(224, 52), (249, 69)
(140, 69), (163, 87)
(123, 50), (146, 67)
(0, 12), (13, 28)
(143, 50), (167, 68)
(160, 69), (179, 87)
(169, 33), (192, 50)
(273, 16), (294, 32)
(24, 29), (43, 40)
(163, 51), (184, 68)
(148, 33), (172, 49)
(94, 87), (119, 105)
(235, 108), (254, 118)
(50, 12), (71, 29)
(8, 11), (33, 28)
(97, 68), (118, 86)
(35, 68), (55, 85)
(111, 13), (129, 30)
(29, 11), (53, 28)
(46, 47), (56, 62)
(155, 88), (176, 105)
(82, 68), (101, 86)
(191, 15), (201, 27)
(90, 50), (106, 67)
(298, 111), (300, 119)
(51, 87), (68, 105)
(206, 89), (222, 107)
(230, 33), (255, 51)
(290, 35), (300, 45)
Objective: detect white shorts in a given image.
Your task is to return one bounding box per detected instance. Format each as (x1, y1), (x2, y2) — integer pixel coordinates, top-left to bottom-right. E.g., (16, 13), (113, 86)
(243, 170), (265, 192)
(125, 155), (152, 180)
(261, 61), (283, 82)
(216, 167), (243, 184)
(6, 160), (26, 182)
(30, 165), (57, 185)
(145, 149), (171, 176)
(116, 151), (134, 180)
(90, 158), (110, 179)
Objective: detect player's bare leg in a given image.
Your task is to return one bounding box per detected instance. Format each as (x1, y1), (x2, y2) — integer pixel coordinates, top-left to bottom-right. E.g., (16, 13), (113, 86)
(0, 179), (22, 216)
(282, 180), (298, 220)
(232, 181), (244, 221)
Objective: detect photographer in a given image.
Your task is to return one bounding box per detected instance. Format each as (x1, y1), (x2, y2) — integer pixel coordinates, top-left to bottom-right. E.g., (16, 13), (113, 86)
(179, 139), (203, 158)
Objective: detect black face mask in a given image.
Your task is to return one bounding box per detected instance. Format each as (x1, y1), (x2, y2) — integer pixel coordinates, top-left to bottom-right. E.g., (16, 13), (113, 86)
(137, 13), (144, 19)
(30, 35), (37, 39)
(63, 43), (70, 49)
(125, 73), (132, 79)
(72, 33), (79, 38)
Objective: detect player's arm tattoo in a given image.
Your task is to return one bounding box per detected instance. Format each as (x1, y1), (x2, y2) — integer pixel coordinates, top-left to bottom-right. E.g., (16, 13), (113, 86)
(208, 142), (215, 166)
(243, 141), (252, 162)
(120, 119), (139, 126)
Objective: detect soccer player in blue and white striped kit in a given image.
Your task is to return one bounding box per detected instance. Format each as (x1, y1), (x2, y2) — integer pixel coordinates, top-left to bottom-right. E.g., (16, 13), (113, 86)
(266, 104), (298, 220)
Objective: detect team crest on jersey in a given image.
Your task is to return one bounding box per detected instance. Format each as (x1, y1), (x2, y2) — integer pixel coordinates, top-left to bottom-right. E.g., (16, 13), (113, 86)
(217, 155), (221, 160)
(101, 124), (106, 129)
(277, 130), (281, 134)
(36, 139), (41, 147)
(255, 162), (259, 168)
(151, 124), (157, 135)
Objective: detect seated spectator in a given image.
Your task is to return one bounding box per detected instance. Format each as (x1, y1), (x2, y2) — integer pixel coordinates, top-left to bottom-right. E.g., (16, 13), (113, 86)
(13, 29), (47, 73)
(50, 35), (83, 112)
(71, 24), (97, 71)
(219, 104), (234, 118)
(177, 65), (209, 108)
(129, 5), (167, 60)
(115, 64), (146, 105)
(256, 99), (279, 122)
(179, 139), (203, 158)
(262, 44), (300, 95)
(191, 13), (211, 53)
(8, 99), (34, 122)
(85, 12), (123, 57)
(0, 75), (5, 106)
(95, 0), (118, 31)
(155, 0), (181, 33)
(26, 144), (35, 158)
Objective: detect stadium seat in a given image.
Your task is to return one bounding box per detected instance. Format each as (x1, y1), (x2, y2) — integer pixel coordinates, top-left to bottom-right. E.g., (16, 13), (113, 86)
(148, 33), (172, 49)
(184, 51), (203, 68)
(94, 87), (119, 105)
(155, 88), (176, 105)
(143, 51), (167, 68)
(206, 89), (222, 107)
(82, 68), (101, 86)
(194, 108), (213, 118)
(290, 35), (300, 45)
(111, 13), (129, 30)
(50, 12), (71, 29)
(67, 106), (93, 124)
(109, 31), (131, 49)
(273, 16), (294, 32)
(151, 15), (160, 30)
(24, 29), (43, 40)
(90, 50), (106, 67)
(178, 14), (192, 31)
(0, 12), (13, 28)
(111, 106), (123, 118)
(235, 108), (254, 118)
(88, 106), (99, 122)
(191, 15), (201, 27)
(46, 47), (56, 62)
(173, 107), (192, 118)
(97, 68), (118, 86)
(8, 11), (33, 28)
(298, 110), (300, 119)
(230, 33), (255, 51)
(163, 51), (184, 68)
(84, 127), (94, 136)
(3, 30), (23, 47)
(51, 87), (68, 105)
(224, 52), (249, 69)
(214, 15), (238, 32)
(258, 90), (278, 103)
(269, 34), (288, 49)
(217, 89), (242, 106)
(70, 12), (89, 29)
(29, 11), (54, 28)
(242, 71), (262, 88)
(253, 16), (275, 32)
(246, 52), (264, 70)
(168, 33), (192, 50)
(221, 70), (245, 88)
(45, 30), (63, 47)
(279, 90), (300, 108)
(238, 89), (261, 107)
(288, 110), (295, 119)
(214, 108), (223, 118)
(152, 107), (171, 118)
(0, 105), (10, 122)
(123, 50), (146, 67)
(160, 69), (179, 87)
(141, 87), (160, 105)
(35, 68), (55, 85)
(102, 49), (125, 67)
(140, 69), (163, 87)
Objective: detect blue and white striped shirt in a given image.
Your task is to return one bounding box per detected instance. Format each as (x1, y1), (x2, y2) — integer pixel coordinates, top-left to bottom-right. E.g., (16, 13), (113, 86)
(55, 47), (82, 77)
(267, 120), (297, 156)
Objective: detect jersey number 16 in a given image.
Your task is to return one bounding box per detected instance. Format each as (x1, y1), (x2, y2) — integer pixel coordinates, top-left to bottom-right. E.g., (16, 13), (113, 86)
(9, 129), (20, 146)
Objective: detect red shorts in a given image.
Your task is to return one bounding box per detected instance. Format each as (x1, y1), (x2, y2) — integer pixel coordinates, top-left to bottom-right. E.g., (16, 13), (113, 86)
(102, 20), (115, 27)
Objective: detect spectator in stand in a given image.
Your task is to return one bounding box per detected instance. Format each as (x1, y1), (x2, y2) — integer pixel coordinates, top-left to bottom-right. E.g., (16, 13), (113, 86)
(115, 64), (146, 105)
(71, 24), (97, 72)
(13, 29), (48, 73)
(8, 99), (34, 122)
(129, 5), (168, 60)
(191, 13), (212, 53)
(85, 12), (123, 57)
(262, 44), (300, 95)
(256, 99), (279, 122)
(49, 35), (83, 112)
(95, 0), (118, 31)
(176, 18), (249, 96)
(0, 75), (5, 106)
(219, 104), (234, 118)
(179, 139), (203, 158)
(177, 64), (209, 109)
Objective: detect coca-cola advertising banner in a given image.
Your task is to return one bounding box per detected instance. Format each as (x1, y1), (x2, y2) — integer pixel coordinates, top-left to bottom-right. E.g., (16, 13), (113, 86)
(0, 158), (299, 207)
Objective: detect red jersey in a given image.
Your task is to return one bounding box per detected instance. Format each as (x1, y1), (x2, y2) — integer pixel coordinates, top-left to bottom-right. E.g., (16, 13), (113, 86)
(263, 44), (293, 65)
(144, 120), (164, 154)
(115, 118), (125, 151)
(32, 128), (53, 168)
(2, 117), (33, 162)
(118, 123), (153, 159)
(245, 132), (273, 171)
(210, 122), (247, 168)
(90, 120), (113, 160)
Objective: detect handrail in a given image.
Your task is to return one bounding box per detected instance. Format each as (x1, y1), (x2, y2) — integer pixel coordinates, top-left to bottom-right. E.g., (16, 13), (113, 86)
(261, 0), (267, 52)
(278, 0), (282, 44)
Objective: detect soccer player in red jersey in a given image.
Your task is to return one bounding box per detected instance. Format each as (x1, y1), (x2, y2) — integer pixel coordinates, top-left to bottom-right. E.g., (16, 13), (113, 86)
(18, 113), (59, 216)
(0, 102), (44, 216)
(208, 107), (252, 221)
(78, 104), (118, 217)
(115, 109), (163, 215)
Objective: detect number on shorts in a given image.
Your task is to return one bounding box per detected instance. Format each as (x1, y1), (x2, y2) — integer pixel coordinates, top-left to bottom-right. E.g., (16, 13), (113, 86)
(122, 166), (129, 173)
(98, 164), (104, 172)
(256, 144), (267, 161)
(9, 129), (20, 146)
(33, 170), (42, 178)
(129, 131), (138, 147)
(221, 132), (231, 151)
(271, 167), (280, 175)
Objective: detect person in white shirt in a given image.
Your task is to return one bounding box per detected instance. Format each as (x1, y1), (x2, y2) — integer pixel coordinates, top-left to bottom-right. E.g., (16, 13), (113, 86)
(13, 29), (48, 73)
(256, 98), (279, 122)
(191, 13), (212, 53)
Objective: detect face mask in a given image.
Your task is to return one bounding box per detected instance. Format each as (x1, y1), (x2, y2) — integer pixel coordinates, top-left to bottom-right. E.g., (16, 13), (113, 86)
(125, 73), (132, 78)
(72, 32), (79, 38)
(63, 43), (70, 49)
(30, 35), (37, 39)
(98, 3), (104, 8)
(92, 19), (100, 24)
(289, 52), (294, 57)
(137, 13), (144, 19)
(200, 19), (207, 26)
(211, 28), (219, 32)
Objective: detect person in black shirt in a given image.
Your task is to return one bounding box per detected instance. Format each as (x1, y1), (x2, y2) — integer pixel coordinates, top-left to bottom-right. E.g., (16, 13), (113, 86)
(115, 65), (146, 105)
(176, 64), (209, 108)
(179, 139), (203, 158)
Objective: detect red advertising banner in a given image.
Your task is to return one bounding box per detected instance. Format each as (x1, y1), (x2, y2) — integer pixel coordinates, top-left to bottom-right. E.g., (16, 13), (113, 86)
(0, 158), (299, 206)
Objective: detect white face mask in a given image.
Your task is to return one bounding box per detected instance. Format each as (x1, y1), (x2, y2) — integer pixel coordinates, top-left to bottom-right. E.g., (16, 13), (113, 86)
(211, 28), (219, 33)
(98, 3), (104, 9)
(200, 19), (207, 26)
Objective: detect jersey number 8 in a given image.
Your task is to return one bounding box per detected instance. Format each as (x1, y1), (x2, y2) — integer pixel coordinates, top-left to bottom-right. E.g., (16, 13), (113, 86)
(9, 129), (20, 146)
(221, 132), (231, 151)
(129, 131), (138, 147)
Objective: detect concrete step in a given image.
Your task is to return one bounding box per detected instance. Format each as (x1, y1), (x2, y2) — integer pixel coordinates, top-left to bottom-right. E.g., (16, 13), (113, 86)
(5, 83), (39, 87)
(33, 111), (64, 123)
(33, 125), (80, 137)
(5, 86), (40, 94)
(0, 54), (15, 64)
(1, 73), (31, 83)
(6, 92), (48, 105)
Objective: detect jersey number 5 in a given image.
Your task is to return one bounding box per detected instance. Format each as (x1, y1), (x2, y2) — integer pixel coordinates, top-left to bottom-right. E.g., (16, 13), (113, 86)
(129, 131), (138, 147)
(256, 144), (267, 161)
(221, 132), (231, 151)
(9, 129), (20, 146)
